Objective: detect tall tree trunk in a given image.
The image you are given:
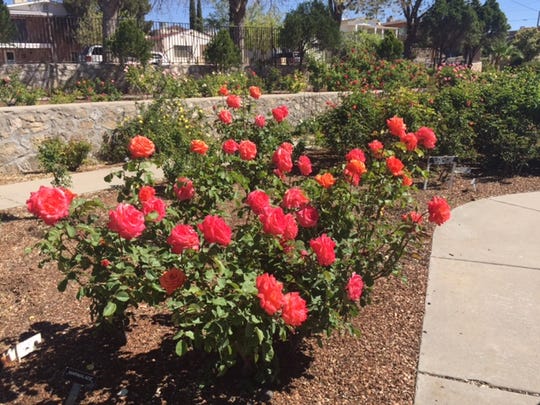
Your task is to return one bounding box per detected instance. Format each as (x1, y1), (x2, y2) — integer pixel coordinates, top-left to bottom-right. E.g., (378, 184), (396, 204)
(328, 0), (344, 26)
(403, 21), (418, 59)
(229, 0), (247, 63)
(401, 0), (424, 59)
(99, 0), (122, 63)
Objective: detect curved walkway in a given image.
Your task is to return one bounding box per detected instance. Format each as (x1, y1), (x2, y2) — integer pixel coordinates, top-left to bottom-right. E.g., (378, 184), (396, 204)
(0, 166), (164, 210)
(415, 192), (540, 404)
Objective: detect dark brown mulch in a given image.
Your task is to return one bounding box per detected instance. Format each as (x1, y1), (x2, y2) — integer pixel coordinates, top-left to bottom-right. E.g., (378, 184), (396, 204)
(1, 172), (539, 404)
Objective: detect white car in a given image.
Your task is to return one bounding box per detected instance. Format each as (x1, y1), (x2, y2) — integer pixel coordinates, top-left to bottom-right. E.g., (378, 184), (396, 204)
(149, 52), (170, 66)
(79, 45), (103, 63)
(79, 46), (169, 66)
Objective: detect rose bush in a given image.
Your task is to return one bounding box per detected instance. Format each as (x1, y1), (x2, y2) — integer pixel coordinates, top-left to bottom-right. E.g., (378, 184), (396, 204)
(31, 92), (451, 382)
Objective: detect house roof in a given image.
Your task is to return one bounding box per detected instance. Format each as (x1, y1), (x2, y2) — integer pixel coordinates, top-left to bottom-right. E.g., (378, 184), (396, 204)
(340, 17), (401, 33)
(151, 28), (212, 42)
(382, 20), (407, 29)
(8, 0), (67, 17)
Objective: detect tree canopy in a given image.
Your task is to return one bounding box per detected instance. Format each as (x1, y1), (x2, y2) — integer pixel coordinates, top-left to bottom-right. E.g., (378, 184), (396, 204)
(281, 0), (340, 65)
(0, 0), (15, 43)
(109, 18), (152, 64)
(512, 28), (540, 63)
(420, 0), (508, 65)
(63, 0), (151, 62)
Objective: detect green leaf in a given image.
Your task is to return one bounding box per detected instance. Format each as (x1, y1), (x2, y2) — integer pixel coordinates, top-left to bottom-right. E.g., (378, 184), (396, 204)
(57, 278), (68, 292)
(65, 224), (76, 238)
(102, 301), (117, 317)
(176, 340), (188, 357)
(115, 291), (130, 302)
(213, 297), (227, 307)
(254, 327), (264, 344)
(145, 270), (156, 281)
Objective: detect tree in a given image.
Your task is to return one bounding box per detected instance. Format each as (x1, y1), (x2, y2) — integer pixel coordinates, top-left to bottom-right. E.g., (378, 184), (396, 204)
(327, 0), (393, 25)
(196, 0), (204, 31)
(476, 0), (509, 63)
(377, 30), (403, 60)
(399, 0), (432, 59)
(489, 39), (522, 70)
(74, 3), (103, 46)
(512, 28), (540, 63)
(481, 0), (509, 47)
(204, 29), (241, 71)
(461, 0), (482, 65)
(244, 3), (281, 58)
(420, 0), (479, 65)
(109, 18), (152, 64)
(0, 0), (15, 43)
(281, 1), (341, 66)
(190, 0), (196, 29)
(65, 0), (151, 62)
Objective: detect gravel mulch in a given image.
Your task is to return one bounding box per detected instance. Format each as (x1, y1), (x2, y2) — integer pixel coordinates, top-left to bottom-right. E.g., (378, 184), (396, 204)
(1, 171), (539, 404)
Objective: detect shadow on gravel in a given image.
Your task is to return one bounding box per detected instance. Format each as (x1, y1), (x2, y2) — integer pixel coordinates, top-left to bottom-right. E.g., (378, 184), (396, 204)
(1, 321), (314, 404)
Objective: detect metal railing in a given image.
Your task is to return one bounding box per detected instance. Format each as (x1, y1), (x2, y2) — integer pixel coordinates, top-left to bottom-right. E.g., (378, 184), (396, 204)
(0, 16), (283, 65)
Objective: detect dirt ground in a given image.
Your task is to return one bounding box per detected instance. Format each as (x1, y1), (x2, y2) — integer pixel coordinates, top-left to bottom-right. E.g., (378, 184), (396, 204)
(1, 171), (539, 404)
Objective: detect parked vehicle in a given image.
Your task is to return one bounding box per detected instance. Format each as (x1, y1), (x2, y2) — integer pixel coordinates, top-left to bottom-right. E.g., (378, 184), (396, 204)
(149, 52), (170, 66)
(79, 46), (169, 66)
(79, 45), (103, 63)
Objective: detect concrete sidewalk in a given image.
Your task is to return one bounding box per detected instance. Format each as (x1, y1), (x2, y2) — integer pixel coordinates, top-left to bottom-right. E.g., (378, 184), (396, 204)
(0, 166), (163, 210)
(415, 192), (540, 404)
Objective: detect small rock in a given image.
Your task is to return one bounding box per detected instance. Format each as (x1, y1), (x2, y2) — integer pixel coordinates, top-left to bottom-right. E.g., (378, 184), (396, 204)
(117, 388), (128, 397)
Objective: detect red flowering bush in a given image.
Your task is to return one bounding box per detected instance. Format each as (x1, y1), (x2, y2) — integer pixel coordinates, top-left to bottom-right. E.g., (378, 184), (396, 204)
(26, 186), (75, 225)
(128, 135), (155, 159)
(218, 109), (233, 125)
(427, 196), (451, 225)
(256, 273), (285, 316)
(346, 273), (364, 301)
(249, 86), (262, 100)
(226, 94), (242, 109)
(160, 268), (187, 295)
(190, 139), (209, 155)
(272, 105), (289, 123)
(108, 203), (146, 239)
(31, 102), (450, 384)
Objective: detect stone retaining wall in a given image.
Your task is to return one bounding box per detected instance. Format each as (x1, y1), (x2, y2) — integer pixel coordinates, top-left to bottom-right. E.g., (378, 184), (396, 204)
(0, 63), (217, 89)
(0, 92), (342, 174)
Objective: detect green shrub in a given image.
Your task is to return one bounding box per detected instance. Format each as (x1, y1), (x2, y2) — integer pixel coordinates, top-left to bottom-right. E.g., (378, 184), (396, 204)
(101, 98), (206, 164)
(109, 18), (152, 65)
(472, 68), (540, 173)
(38, 137), (91, 186)
(31, 100), (451, 383)
(0, 73), (43, 106)
(49, 90), (78, 104)
(376, 31), (403, 60)
(74, 78), (122, 101)
(317, 90), (385, 152)
(280, 71), (309, 93)
(64, 139), (92, 171)
(431, 83), (479, 161)
(307, 39), (428, 92)
(204, 30), (242, 72)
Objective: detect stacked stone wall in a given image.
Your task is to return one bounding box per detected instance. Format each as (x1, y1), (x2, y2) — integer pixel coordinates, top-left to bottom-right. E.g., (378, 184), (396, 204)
(0, 92), (341, 174)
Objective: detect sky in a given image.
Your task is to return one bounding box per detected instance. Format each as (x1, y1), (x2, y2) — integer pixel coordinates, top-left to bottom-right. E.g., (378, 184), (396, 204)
(4, 0), (539, 30)
(146, 0), (540, 30)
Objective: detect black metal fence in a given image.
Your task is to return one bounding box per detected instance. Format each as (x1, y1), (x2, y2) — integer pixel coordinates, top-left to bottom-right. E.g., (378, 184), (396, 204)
(0, 16), (283, 65)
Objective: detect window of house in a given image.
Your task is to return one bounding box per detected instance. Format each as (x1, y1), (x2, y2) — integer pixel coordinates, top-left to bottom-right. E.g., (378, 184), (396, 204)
(174, 45), (193, 59)
(6, 51), (15, 64)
